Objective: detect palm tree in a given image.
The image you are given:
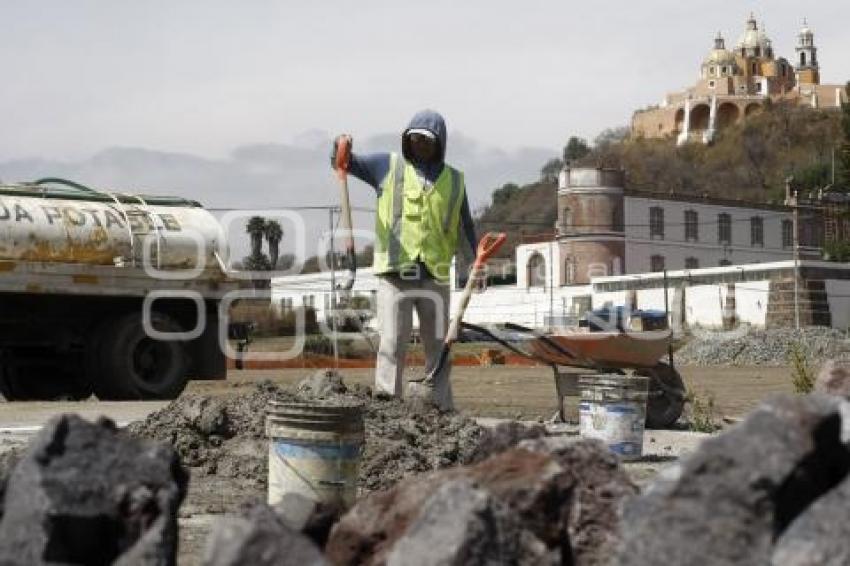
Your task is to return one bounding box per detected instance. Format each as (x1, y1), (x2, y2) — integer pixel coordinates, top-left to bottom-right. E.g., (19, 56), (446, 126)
(246, 216), (266, 259)
(264, 220), (283, 269)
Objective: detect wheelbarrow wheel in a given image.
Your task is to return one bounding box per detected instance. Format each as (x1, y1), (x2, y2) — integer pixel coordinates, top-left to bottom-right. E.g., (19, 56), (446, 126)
(637, 362), (686, 429)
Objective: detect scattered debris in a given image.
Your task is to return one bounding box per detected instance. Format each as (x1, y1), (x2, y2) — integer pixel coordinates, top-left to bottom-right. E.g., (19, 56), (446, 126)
(0, 415), (187, 565)
(385, 478), (553, 566)
(675, 327), (850, 366)
(326, 436), (636, 566)
(202, 503), (327, 566)
(465, 420), (548, 464)
(616, 394), (850, 565)
(815, 359), (850, 397)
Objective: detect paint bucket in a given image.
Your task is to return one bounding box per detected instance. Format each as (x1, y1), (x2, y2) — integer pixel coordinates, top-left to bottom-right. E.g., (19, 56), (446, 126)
(265, 400), (365, 508)
(579, 374), (648, 461)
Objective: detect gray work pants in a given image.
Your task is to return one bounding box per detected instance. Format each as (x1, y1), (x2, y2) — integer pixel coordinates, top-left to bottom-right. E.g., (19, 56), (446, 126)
(374, 273), (453, 409)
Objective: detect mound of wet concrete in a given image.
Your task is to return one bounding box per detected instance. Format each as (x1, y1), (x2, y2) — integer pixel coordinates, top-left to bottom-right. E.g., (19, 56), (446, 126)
(128, 372), (486, 493)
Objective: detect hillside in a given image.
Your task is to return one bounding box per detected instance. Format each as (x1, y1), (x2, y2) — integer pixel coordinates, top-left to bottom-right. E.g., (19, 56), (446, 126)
(477, 101), (848, 255)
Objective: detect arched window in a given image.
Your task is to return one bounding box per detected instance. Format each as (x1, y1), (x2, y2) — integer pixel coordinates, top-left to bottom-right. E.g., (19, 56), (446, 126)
(527, 253), (546, 288)
(800, 52), (806, 66)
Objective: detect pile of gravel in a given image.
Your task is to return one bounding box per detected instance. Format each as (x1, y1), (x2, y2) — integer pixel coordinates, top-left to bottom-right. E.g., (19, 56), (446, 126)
(128, 371), (485, 493)
(675, 327), (850, 366)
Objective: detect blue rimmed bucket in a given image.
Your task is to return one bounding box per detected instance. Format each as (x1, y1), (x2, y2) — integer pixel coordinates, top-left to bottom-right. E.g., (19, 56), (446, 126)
(265, 400), (365, 508)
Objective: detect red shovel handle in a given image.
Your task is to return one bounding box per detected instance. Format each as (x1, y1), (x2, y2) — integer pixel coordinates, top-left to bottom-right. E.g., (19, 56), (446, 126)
(334, 135), (352, 179)
(473, 232), (507, 270)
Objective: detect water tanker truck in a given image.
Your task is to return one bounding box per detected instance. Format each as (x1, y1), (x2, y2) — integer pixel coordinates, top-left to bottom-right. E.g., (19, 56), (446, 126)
(0, 178), (243, 401)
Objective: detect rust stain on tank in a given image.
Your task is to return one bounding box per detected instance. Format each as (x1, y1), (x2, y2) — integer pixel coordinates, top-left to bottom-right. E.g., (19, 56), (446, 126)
(71, 274), (99, 285)
(0, 261), (16, 272)
(20, 236), (120, 265)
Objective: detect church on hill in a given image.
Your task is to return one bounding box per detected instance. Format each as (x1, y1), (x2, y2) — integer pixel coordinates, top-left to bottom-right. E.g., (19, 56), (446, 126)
(631, 14), (848, 145)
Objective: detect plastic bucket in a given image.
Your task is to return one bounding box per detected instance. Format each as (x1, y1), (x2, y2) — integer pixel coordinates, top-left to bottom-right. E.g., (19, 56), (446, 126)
(265, 400), (365, 508)
(579, 374), (648, 461)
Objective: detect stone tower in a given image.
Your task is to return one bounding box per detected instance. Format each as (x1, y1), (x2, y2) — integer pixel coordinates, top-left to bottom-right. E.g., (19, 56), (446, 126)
(556, 167), (625, 285)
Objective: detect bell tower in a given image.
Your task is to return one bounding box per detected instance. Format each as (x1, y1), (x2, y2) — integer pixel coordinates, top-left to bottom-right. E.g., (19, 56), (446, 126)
(795, 18), (820, 85)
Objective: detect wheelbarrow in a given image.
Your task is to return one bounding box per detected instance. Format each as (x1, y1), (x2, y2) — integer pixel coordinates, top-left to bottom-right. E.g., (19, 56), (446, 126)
(460, 320), (687, 429)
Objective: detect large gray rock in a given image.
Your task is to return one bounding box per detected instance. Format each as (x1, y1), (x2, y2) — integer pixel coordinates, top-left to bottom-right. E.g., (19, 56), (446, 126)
(202, 503), (327, 566)
(815, 360), (850, 397)
(0, 450), (21, 523)
(616, 394), (850, 565)
(274, 492), (341, 549)
(0, 415), (187, 565)
(327, 437), (635, 566)
(772, 474), (850, 565)
(386, 479), (552, 566)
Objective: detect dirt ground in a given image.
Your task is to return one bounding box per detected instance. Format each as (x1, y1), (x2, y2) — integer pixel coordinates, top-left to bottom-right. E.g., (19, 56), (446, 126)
(0, 363), (795, 565)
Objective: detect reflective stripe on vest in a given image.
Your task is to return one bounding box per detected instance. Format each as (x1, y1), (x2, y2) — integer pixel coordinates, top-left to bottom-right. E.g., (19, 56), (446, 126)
(374, 153), (465, 281)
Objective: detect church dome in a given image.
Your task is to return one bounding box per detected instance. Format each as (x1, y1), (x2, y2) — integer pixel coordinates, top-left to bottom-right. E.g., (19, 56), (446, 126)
(736, 14), (771, 52)
(705, 48), (736, 65)
(703, 32), (736, 66)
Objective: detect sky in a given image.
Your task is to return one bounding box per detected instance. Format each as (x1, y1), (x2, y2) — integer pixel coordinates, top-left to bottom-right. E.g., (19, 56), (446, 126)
(0, 1), (848, 260)
(2, 0), (848, 162)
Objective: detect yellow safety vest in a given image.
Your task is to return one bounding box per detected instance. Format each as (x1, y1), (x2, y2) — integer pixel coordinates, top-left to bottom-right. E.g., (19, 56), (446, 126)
(373, 153), (465, 281)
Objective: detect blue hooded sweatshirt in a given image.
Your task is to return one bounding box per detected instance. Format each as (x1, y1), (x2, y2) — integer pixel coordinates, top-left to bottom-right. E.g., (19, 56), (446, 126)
(342, 110), (478, 275)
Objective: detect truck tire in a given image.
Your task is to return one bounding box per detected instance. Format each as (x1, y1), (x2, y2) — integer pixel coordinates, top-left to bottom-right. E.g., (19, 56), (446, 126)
(0, 363), (91, 401)
(637, 362), (687, 429)
(92, 312), (189, 400)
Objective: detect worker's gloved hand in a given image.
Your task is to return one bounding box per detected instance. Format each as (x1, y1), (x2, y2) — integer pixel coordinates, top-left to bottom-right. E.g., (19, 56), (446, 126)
(330, 134), (352, 171)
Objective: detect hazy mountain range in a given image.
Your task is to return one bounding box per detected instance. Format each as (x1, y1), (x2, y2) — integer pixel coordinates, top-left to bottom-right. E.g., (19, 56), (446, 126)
(0, 132), (554, 260)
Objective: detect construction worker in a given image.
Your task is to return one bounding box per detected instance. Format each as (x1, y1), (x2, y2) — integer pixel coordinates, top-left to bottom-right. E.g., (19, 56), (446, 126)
(331, 109), (477, 410)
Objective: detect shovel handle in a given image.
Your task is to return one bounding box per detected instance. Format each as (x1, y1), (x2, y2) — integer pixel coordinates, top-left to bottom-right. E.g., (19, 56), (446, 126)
(334, 135), (352, 179)
(473, 232), (507, 270)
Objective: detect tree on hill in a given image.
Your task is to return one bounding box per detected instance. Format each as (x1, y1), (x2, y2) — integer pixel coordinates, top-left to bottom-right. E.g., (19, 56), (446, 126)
(563, 137), (590, 164)
(491, 183), (520, 205)
(540, 158), (563, 182)
(840, 82), (850, 187)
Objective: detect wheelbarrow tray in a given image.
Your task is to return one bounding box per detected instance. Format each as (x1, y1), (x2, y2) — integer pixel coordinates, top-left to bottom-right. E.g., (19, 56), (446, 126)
(528, 329), (673, 369)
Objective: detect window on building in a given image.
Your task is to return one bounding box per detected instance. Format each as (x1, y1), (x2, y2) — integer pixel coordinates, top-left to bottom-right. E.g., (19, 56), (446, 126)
(527, 253), (546, 287)
(649, 206), (664, 239)
(612, 206), (624, 232)
(800, 52), (806, 66)
(782, 219), (793, 249)
(750, 216), (764, 247)
(650, 255), (665, 272)
(755, 46), (761, 57)
(719, 259), (732, 267)
(752, 62), (758, 74)
(684, 210), (699, 241)
(564, 258), (575, 284)
(685, 257), (699, 269)
(755, 82), (762, 93)
(709, 80), (716, 88)
(718, 213), (731, 245)
(562, 207), (571, 228)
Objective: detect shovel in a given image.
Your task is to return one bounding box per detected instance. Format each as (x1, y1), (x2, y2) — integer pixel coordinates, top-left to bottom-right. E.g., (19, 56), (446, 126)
(333, 135), (356, 291)
(407, 232), (507, 408)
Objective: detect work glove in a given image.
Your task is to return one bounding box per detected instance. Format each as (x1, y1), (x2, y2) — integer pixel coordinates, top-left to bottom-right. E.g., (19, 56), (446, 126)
(330, 134), (353, 171)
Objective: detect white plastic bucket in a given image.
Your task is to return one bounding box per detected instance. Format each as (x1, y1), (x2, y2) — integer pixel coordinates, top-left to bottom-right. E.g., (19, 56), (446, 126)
(265, 400), (365, 508)
(579, 374), (648, 461)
